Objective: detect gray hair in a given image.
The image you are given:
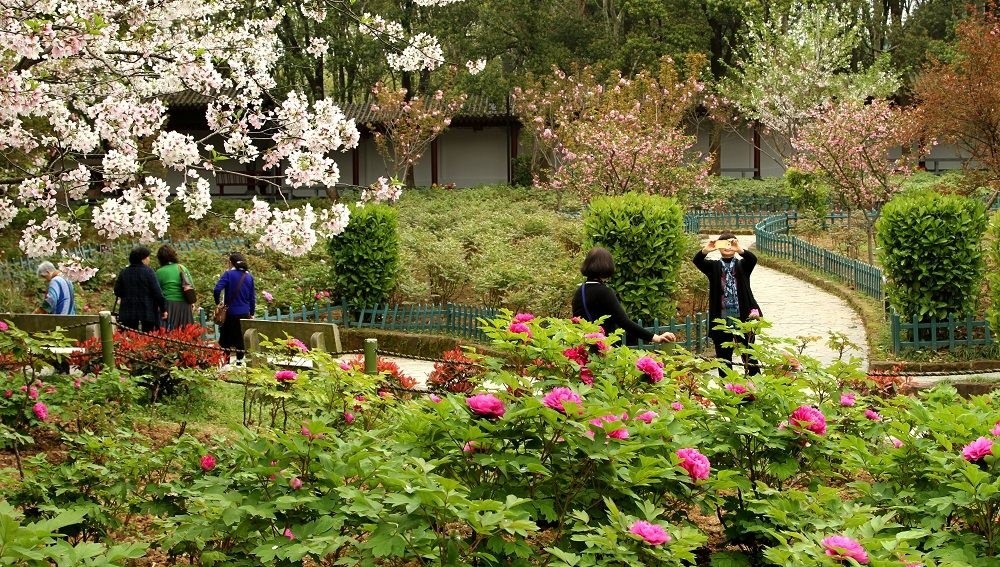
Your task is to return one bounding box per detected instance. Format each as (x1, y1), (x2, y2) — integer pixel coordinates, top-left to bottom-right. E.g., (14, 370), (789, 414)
(36, 261), (56, 277)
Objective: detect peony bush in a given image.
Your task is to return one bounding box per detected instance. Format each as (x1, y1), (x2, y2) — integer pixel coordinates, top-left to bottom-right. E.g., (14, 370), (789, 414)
(3, 315), (1000, 564)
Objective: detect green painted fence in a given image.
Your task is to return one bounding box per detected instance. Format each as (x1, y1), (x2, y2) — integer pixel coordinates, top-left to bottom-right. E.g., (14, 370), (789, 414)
(197, 302), (711, 350)
(754, 212), (883, 300)
(890, 310), (995, 353)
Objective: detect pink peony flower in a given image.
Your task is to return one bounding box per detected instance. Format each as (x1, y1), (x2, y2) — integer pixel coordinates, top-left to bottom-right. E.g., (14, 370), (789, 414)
(570, 316), (582, 324)
(789, 406), (827, 436)
(463, 440), (479, 453)
(671, 401), (683, 411)
(963, 437), (993, 462)
(636, 356), (664, 383)
(864, 409), (881, 421)
(748, 308), (761, 319)
(840, 393), (856, 407)
(28, 387), (38, 400)
(286, 338), (308, 352)
(0, 321), (8, 331)
(263, 291), (273, 302)
(676, 448), (711, 480)
(584, 332), (610, 352)
(338, 361), (352, 371)
(467, 393), (506, 419)
(283, 528), (294, 540)
(991, 421), (1000, 437)
(512, 312), (535, 323)
(563, 345), (588, 366)
(629, 520), (671, 545)
(579, 368), (594, 385)
(590, 414), (629, 440)
(200, 454), (216, 471)
(32, 402), (48, 421)
(289, 477), (302, 490)
(343, 411), (355, 424)
(429, 394), (442, 403)
(3, 390), (11, 398)
(725, 383), (748, 395)
(890, 436), (903, 448)
(636, 410), (658, 424)
(821, 535), (869, 564)
(275, 370), (297, 382)
(508, 321), (533, 337)
(542, 387), (583, 414)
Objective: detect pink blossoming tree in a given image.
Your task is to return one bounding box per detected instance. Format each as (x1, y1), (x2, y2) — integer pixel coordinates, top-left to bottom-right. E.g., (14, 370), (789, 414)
(791, 99), (923, 262)
(512, 56), (711, 206)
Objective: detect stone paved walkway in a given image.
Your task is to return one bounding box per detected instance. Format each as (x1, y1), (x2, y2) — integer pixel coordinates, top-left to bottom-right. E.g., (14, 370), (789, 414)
(736, 235), (868, 369)
(385, 235), (870, 383)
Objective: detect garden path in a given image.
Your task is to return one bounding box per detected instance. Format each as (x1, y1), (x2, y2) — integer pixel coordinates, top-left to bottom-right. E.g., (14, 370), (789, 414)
(384, 235), (870, 385)
(735, 235), (868, 369)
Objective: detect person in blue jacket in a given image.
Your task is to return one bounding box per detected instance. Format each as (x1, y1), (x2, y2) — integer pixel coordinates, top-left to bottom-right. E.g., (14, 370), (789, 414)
(213, 252), (255, 361)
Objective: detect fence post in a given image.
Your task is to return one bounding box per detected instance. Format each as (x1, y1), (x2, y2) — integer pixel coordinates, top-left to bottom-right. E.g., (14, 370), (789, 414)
(364, 338), (378, 375)
(99, 310), (115, 370)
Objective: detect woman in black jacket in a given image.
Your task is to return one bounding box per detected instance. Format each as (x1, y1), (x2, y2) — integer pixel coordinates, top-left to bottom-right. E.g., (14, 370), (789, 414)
(572, 247), (675, 347)
(692, 232), (762, 376)
(114, 246), (167, 332)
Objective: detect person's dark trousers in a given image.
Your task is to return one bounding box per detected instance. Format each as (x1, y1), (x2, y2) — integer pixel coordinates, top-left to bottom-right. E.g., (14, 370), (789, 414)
(710, 329), (760, 377)
(219, 313), (249, 360)
(118, 319), (160, 332)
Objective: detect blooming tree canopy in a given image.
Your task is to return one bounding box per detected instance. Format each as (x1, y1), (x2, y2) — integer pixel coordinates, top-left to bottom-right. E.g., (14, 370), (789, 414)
(512, 56), (710, 204)
(0, 0), (463, 258)
(792, 99), (923, 262)
(718, 4), (900, 163)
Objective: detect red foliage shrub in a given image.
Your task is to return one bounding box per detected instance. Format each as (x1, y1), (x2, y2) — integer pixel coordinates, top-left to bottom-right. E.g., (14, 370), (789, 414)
(427, 348), (478, 393)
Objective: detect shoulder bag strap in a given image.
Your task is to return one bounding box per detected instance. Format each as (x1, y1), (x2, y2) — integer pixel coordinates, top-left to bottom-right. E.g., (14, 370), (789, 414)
(226, 271), (248, 306)
(580, 283), (594, 321)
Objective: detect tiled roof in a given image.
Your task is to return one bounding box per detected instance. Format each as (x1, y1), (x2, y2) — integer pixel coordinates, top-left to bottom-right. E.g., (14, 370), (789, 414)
(163, 91), (516, 123)
(161, 90), (218, 107)
(340, 94), (513, 123)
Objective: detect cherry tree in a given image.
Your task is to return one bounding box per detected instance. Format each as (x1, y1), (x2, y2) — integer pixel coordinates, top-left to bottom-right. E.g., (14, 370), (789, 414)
(513, 56), (710, 205)
(719, 4), (900, 165)
(0, 0), (466, 259)
(368, 82), (467, 187)
(792, 99), (924, 263)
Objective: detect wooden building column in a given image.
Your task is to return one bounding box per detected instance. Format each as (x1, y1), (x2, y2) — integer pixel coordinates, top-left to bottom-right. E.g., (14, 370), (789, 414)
(752, 121), (762, 180)
(430, 138), (439, 186)
(352, 147), (360, 187)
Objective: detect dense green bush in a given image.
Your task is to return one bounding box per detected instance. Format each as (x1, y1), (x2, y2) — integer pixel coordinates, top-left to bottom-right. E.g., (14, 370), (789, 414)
(327, 204), (400, 308)
(395, 186), (582, 315)
(877, 190), (988, 319)
(583, 194), (686, 322)
(696, 177), (790, 212)
(986, 212), (1000, 333)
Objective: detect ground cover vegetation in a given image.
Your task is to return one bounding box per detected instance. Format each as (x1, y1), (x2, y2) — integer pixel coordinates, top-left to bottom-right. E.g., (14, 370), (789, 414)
(4, 311), (1000, 565)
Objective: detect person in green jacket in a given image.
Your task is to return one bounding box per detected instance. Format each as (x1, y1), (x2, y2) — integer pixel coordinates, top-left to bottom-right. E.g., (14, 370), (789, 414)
(155, 245), (196, 330)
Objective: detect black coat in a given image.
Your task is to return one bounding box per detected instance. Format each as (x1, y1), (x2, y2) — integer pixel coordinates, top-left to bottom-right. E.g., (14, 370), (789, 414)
(115, 263), (167, 323)
(692, 249), (762, 325)
(571, 281), (655, 346)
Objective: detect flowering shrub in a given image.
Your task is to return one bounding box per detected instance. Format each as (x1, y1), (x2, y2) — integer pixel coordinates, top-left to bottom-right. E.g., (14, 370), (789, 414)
(7, 313), (1000, 564)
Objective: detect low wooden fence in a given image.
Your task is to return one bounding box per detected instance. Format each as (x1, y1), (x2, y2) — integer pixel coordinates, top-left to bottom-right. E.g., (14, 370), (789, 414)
(890, 311), (995, 354)
(754, 213), (883, 300)
(195, 302), (710, 351)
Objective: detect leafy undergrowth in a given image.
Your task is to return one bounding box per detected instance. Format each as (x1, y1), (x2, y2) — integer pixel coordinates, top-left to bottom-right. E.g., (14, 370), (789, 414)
(3, 315), (1000, 565)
